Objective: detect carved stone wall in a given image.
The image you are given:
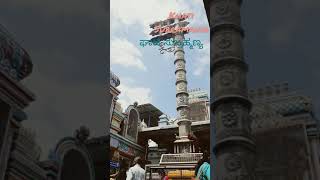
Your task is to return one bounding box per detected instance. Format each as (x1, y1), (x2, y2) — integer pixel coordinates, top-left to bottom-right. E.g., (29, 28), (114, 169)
(254, 125), (309, 180)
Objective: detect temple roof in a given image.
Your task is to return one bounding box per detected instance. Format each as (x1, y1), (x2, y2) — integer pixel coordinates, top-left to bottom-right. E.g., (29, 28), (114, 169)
(250, 83), (314, 117)
(137, 103), (163, 117)
(0, 24), (33, 81)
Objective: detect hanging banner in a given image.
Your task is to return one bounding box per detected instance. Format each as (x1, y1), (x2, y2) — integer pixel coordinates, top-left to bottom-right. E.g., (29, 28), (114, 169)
(118, 142), (135, 156)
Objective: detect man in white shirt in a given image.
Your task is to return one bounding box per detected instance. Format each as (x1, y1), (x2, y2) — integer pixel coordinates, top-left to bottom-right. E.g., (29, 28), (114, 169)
(126, 156), (145, 180)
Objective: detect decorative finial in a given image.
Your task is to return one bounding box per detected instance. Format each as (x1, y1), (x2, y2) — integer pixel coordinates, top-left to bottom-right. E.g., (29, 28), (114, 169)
(133, 101), (138, 107)
(74, 126), (90, 142)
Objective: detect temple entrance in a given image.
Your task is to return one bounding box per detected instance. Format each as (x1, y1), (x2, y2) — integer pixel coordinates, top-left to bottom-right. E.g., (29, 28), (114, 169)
(60, 149), (90, 180)
(55, 137), (95, 180)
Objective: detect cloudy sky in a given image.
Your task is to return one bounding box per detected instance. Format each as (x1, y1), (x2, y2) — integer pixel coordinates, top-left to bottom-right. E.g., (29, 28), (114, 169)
(110, 0), (210, 119)
(0, 0), (109, 159)
(1, 0), (320, 160)
(242, 0), (320, 114)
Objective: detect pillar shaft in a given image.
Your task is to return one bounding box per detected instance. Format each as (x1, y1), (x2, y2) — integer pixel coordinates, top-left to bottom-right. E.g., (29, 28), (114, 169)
(173, 30), (194, 153)
(210, 0), (256, 179)
(310, 137), (320, 180)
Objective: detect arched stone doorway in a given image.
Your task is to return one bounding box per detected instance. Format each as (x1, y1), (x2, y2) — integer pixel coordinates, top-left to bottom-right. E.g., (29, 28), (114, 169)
(60, 149), (90, 180)
(55, 137), (95, 180)
(125, 103), (140, 142)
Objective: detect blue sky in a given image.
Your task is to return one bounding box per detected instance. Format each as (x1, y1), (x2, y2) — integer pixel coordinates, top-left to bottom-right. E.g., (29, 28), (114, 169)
(111, 0), (210, 119)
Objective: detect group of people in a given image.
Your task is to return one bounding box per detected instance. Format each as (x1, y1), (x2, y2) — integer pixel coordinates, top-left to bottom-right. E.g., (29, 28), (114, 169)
(110, 151), (210, 180)
(110, 156), (169, 180)
(110, 156), (146, 180)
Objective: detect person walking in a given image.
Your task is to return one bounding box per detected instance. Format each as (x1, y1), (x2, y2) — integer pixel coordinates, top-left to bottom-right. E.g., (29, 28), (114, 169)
(195, 151), (210, 180)
(116, 159), (129, 180)
(110, 159), (129, 180)
(126, 156), (145, 180)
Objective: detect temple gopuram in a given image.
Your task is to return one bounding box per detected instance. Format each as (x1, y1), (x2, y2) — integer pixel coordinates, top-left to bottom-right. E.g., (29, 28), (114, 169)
(109, 71), (146, 175)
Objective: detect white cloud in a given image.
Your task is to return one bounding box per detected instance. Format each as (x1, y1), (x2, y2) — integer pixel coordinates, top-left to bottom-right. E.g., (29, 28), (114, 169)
(117, 83), (152, 110)
(111, 38), (147, 71)
(110, 0), (209, 73)
(110, 0), (210, 116)
(111, 0), (197, 37)
(193, 42), (210, 76)
(187, 0), (208, 28)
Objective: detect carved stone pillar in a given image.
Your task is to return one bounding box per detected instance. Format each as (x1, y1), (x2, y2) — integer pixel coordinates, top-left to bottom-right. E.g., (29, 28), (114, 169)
(110, 96), (118, 123)
(310, 137), (320, 180)
(173, 30), (194, 154)
(110, 71), (120, 123)
(210, 0), (256, 179)
(0, 103), (13, 180)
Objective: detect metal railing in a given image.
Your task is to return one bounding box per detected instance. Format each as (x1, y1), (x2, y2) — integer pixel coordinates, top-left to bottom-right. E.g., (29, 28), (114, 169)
(160, 153), (203, 165)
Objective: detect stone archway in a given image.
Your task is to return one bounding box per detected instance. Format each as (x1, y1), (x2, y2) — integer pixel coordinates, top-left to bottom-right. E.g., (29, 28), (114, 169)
(125, 103), (141, 142)
(55, 137), (95, 180)
(60, 149), (90, 180)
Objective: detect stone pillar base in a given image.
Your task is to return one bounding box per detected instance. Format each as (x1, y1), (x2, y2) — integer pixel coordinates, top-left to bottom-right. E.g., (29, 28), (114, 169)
(174, 138), (195, 153)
